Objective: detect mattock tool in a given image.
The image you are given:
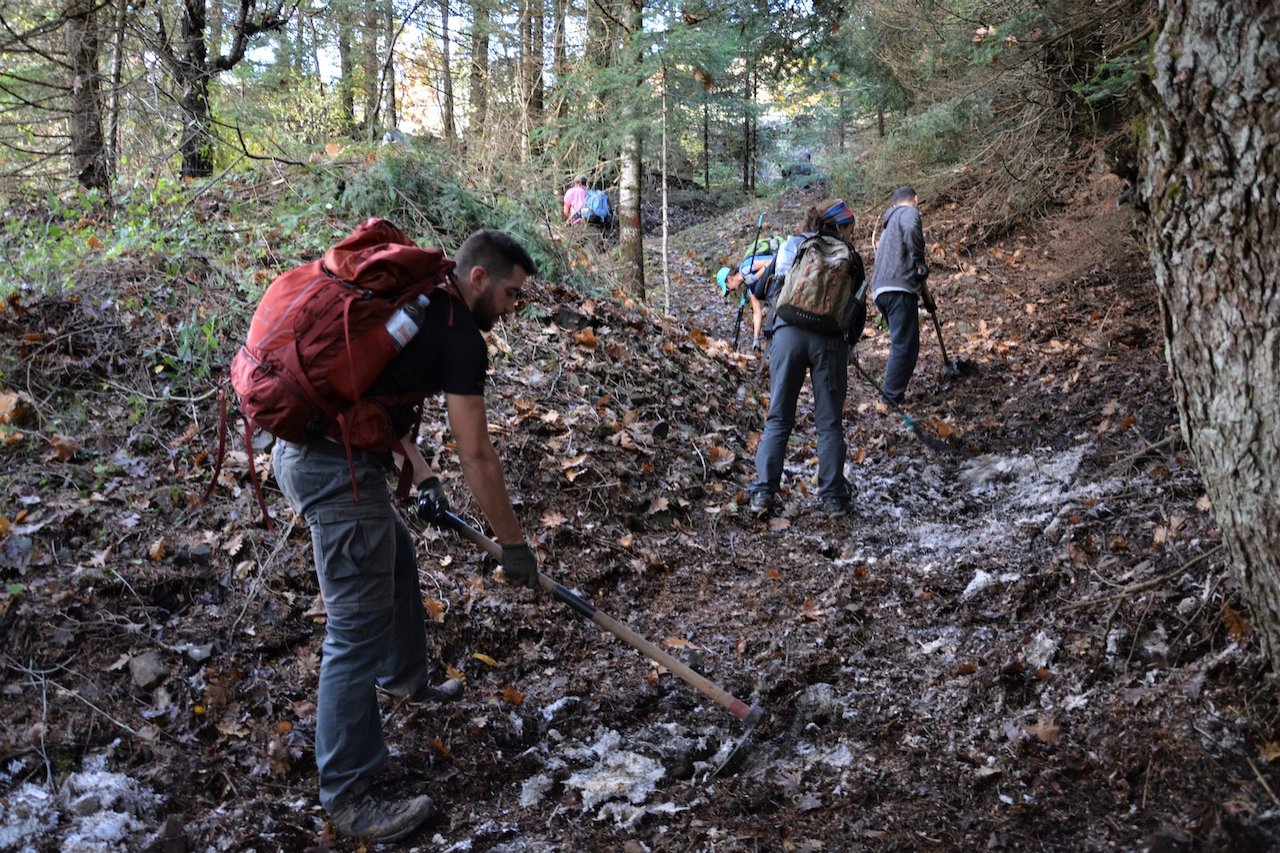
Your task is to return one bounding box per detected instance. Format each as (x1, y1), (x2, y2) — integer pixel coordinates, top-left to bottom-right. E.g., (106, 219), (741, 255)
(437, 510), (765, 769)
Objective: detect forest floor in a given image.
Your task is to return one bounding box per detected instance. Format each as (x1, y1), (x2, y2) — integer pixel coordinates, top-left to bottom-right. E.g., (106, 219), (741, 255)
(2, 172), (1279, 852)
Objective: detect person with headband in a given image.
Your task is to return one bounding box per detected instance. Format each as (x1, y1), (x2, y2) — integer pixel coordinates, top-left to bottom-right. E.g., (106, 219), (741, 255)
(747, 197), (867, 520)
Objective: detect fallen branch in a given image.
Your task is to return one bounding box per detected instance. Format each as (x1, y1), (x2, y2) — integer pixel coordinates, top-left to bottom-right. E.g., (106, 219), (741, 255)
(1063, 544), (1226, 611)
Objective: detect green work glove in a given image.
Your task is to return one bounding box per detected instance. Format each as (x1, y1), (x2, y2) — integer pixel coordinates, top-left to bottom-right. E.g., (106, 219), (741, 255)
(415, 476), (450, 525)
(500, 542), (539, 589)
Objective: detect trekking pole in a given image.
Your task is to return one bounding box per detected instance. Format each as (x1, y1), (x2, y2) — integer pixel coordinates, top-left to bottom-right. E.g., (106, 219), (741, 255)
(733, 212), (766, 350)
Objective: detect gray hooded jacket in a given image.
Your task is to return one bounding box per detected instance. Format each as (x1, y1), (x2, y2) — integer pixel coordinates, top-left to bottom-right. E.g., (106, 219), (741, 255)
(870, 203), (928, 299)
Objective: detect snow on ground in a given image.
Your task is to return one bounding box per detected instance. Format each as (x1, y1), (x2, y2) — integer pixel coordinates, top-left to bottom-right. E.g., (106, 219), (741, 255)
(0, 747), (158, 852)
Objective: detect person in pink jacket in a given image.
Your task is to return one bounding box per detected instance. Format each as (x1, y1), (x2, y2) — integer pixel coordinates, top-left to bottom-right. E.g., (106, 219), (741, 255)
(563, 176), (587, 224)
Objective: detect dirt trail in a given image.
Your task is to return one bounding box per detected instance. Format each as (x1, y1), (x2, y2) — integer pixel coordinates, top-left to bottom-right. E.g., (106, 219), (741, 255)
(1, 176), (1276, 850)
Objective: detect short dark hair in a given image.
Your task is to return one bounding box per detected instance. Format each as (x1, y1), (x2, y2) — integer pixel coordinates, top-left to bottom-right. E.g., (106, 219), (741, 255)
(454, 229), (539, 281)
(891, 186), (917, 204)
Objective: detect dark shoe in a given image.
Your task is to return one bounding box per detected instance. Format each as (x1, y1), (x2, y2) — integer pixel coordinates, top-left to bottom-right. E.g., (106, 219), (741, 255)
(329, 791), (434, 842)
(381, 670), (465, 704)
(822, 498), (851, 518)
(749, 492), (772, 518)
(411, 676), (464, 704)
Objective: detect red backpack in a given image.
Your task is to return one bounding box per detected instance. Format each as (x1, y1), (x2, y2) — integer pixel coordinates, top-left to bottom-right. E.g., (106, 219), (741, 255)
(211, 218), (455, 526)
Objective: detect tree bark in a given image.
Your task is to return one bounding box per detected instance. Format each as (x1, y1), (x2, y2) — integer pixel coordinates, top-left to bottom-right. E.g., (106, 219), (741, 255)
(337, 11), (356, 134)
(1142, 0), (1280, 673)
(177, 0), (214, 178)
(67, 0), (109, 190)
(468, 0), (489, 136)
(106, 0), (129, 179)
(361, 7), (380, 135)
(552, 0), (566, 121)
(383, 0), (397, 130)
(153, 0), (290, 177)
(440, 0), (455, 139)
(618, 0), (644, 300)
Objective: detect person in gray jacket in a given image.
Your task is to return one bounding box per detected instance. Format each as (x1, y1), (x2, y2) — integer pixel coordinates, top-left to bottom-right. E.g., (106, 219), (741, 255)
(870, 186), (935, 406)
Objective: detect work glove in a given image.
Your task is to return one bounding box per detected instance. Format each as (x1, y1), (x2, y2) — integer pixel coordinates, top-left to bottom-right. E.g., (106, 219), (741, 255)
(415, 476), (450, 525)
(500, 542), (539, 589)
(921, 286), (938, 316)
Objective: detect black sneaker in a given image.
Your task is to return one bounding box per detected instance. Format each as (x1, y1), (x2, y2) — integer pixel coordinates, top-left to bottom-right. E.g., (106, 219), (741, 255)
(329, 791), (434, 842)
(822, 498), (851, 518)
(749, 492), (772, 518)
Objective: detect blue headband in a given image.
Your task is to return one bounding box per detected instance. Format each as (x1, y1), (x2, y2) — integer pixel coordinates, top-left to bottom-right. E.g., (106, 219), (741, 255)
(820, 199), (855, 226)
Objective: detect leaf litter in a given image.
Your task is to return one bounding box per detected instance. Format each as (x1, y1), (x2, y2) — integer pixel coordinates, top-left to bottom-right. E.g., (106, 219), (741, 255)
(0, 176), (1277, 850)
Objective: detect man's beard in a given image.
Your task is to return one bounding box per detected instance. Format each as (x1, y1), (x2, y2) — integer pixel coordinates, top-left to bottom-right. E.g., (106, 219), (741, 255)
(473, 290), (500, 331)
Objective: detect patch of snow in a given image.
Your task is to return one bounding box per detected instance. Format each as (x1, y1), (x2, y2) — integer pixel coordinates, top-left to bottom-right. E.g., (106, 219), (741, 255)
(0, 750), (157, 853)
(565, 750), (665, 812)
(0, 783), (58, 851)
(595, 799), (686, 828)
(1024, 631), (1060, 669)
(519, 774), (554, 808)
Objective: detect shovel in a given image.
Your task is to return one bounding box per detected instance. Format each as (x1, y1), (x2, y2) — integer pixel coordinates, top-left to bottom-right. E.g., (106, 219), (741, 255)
(438, 511), (766, 736)
(927, 310), (963, 378)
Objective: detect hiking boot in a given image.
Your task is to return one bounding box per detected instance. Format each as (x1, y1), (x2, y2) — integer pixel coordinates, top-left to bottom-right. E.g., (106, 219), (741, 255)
(381, 670), (464, 704)
(409, 675), (464, 704)
(821, 498), (851, 519)
(749, 492), (772, 518)
(329, 790), (435, 842)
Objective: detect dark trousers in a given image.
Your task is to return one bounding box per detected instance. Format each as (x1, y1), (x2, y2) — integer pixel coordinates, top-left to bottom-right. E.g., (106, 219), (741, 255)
(875, 290), (920, 406)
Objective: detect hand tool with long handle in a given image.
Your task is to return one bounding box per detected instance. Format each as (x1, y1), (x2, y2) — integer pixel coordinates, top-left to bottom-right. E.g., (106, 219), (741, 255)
(440, 510), (765, 728)
(927, 309), (962, 377)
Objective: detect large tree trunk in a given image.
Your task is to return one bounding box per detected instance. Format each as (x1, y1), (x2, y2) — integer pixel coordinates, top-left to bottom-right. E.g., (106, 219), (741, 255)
(1142, 0), (1280, 673)
(337, 11), (356, 134)
(154, 0), (289, 178)
(552, 0), (566, 121)
(361, 7), (380, 135)
(66, 0), (109, 190)
(468, 0), (489, 136)
(439, 0), (455, 139)
(177, 0), (214, 178)
(382, 0), (397, 130)
(106, 0), (129, 178)
(618, 0), (644, 300)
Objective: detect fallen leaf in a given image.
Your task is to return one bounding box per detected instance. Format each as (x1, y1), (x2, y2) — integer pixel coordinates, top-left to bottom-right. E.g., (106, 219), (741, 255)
(618, 533), (635, 548)
(800, 597), (824, 621)
(148, 538), (166, 561)
(423, 596), (446, 622)
(472, 652), (499, 667)
(428, 737), (455, 761)
(541, 510), (567, 528)
(708, 445), (735, 469)
(0, 391), (37, 426)
(573, 327), (598, 348)
(1259, 741), (1280, 764)
(47, 433), (79, 461)
(1222, 603), (1250, 644)
(1024, 716), (1061, 744)
(502, 685), (524, 705)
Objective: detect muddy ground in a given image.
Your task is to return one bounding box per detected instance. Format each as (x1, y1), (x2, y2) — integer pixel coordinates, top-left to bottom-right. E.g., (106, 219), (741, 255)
(1, 174), (1278, 851)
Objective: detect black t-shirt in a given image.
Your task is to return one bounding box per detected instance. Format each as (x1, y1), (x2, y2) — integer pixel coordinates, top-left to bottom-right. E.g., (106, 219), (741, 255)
(367, 289), (488, 436)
